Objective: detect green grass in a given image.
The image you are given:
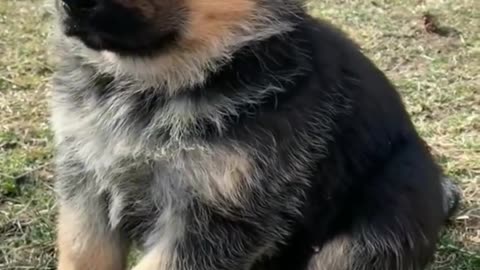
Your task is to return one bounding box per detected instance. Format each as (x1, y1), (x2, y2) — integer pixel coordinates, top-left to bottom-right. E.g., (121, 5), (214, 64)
(0, 0), (479, 269)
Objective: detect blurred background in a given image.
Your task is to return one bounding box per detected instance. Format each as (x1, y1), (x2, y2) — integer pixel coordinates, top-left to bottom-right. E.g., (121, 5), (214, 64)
(0, 0), (478, 269)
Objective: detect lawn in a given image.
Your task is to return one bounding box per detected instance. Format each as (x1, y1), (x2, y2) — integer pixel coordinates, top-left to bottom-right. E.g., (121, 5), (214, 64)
(0, 0), (478, 269)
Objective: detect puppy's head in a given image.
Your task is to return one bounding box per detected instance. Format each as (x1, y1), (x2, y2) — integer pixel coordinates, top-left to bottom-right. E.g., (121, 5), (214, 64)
(55, 0), (301, 92)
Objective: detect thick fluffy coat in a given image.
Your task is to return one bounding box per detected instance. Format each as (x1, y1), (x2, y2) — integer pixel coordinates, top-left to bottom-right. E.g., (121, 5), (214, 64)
(51, 0), (457, 269)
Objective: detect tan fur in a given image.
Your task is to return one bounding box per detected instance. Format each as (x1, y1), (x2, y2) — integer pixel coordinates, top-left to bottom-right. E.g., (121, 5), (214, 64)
(308, 236), (354, 270)
(131, 245), (177, 270)
(184, 147), (254, 205)
(57, 205), (127, 270)
(182, 0), (257, 50)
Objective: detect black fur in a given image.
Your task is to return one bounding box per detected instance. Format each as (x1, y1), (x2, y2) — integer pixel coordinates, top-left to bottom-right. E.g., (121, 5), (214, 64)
(180, 16), (448, 269)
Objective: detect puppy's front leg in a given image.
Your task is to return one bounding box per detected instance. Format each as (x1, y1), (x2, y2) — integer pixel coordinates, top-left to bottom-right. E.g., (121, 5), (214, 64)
(132, 207), (274, 270)
(57, 201), (127, 270)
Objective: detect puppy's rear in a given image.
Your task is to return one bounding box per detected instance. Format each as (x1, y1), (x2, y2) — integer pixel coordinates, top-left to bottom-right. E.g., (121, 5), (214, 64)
(51, 0), (456, 269)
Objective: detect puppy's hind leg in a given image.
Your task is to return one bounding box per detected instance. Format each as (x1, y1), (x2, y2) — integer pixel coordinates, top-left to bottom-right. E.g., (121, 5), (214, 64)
(307, 215), (437, 270)
(307, 227), (428, 270)
(309, 143), (446, 270)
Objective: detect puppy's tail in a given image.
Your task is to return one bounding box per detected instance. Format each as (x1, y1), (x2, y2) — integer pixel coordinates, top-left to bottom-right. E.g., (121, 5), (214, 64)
(441, 176), (461, 221)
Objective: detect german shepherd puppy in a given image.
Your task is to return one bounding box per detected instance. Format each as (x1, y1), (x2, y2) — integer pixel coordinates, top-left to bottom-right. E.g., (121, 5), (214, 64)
(50, 0), (460, 269)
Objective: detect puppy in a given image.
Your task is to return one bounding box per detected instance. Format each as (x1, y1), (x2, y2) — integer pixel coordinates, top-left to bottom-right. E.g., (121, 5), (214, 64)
(50, 0), (460, 269)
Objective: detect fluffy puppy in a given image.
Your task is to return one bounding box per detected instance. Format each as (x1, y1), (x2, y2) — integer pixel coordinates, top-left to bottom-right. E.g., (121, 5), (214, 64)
(50, 0), (459, 269)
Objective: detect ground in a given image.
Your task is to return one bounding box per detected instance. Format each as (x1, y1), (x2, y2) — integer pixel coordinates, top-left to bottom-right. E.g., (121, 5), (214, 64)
(0, 0), (478, 269)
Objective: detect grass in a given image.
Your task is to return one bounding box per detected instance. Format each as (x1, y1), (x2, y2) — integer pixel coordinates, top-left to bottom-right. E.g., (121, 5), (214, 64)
(0, 0), (478, 269)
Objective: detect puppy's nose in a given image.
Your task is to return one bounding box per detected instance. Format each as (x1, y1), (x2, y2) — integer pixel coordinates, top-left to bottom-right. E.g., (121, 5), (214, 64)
(62, 0), (99, 14)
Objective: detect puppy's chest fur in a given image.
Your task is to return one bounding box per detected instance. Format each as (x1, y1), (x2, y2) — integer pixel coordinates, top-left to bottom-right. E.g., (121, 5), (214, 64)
(52, 71), (259, 235)
(103, 146), (253, 238)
